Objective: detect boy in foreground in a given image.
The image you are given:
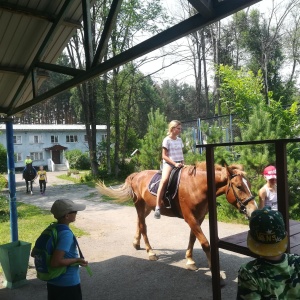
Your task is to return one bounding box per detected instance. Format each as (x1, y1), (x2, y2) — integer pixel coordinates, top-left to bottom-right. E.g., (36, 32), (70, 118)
(237, 207), (300, 299)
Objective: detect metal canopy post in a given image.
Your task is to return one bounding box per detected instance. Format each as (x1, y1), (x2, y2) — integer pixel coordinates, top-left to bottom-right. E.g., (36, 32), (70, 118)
(5, 120), (18, 241)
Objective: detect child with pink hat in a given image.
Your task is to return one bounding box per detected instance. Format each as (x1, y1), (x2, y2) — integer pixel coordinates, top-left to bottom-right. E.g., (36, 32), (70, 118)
(258, 165), (277, 210)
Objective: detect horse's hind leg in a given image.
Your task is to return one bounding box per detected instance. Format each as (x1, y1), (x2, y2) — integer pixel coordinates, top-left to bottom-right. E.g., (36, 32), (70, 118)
(133, 200), (157, 261)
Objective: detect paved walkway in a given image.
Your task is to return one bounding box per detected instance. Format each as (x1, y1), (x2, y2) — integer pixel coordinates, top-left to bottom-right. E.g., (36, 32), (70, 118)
(0, 171), (252, 300)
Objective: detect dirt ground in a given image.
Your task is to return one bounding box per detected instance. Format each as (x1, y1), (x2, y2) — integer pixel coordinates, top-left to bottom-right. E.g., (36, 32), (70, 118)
(0, 171), (253, 300)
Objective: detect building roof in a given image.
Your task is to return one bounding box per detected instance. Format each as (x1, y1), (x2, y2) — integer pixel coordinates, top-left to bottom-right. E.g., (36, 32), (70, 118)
(0, 0), (261, 117)
(44, 145), (68, 151)
(0, 124), (106, 131)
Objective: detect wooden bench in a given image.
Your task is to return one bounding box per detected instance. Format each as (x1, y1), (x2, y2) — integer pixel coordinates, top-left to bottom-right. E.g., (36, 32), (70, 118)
(219, 219), (300, 257)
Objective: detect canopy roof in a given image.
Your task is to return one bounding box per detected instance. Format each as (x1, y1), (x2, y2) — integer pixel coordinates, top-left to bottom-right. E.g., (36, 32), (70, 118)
(0, 0), (261, 117)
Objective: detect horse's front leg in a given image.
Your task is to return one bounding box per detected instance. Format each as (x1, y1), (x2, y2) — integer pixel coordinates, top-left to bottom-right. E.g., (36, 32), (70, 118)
(185, 230), (198, 271)
(30, 181), (33, 195)
(185, 217), (211, 270)
(133, 201), (157, 260)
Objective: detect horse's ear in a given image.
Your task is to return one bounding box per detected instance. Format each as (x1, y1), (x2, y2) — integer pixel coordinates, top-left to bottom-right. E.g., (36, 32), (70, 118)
(220, 159), (228, 168)
(225, 164), (234, 178)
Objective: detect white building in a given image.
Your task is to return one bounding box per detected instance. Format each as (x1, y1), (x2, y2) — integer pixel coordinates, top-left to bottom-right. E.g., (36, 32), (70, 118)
(0, 124), (107, 171)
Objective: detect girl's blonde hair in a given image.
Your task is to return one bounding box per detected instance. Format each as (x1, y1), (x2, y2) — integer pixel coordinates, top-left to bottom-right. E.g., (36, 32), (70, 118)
(167, 120), (181, 135)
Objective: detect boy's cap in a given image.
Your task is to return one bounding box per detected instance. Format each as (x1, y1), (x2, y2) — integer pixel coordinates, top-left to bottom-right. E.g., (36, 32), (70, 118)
(51, 199), (86, 219)
(263, 165), (276, 180)
(247, 207), (288, 256)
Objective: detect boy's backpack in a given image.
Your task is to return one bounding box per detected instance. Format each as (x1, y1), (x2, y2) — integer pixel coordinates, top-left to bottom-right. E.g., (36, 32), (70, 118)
(31, 223), (71, 281)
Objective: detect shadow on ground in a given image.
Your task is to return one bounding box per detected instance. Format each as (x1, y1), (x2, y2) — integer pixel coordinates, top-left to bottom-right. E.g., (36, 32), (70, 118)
(0, 250), (252, 300)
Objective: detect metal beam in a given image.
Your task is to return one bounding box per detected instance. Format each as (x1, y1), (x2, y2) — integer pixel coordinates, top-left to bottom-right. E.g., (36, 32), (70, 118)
(92, 0), (123, 67)
(188, 0), (213, 17)
(82, 0), (93, 69)
(0, 66), (25, 75)
(36, 62), (85, 77)
(7, 0), (261, 116)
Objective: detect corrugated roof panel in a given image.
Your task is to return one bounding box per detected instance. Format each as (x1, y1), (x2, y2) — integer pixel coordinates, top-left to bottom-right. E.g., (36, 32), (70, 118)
(0, 0), (91, 114)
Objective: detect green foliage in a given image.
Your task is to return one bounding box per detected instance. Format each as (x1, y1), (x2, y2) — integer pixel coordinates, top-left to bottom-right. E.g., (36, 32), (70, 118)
(216, 196), (249, 225)
(65, 149), (90, 170)
(138, 108), (167, 170)
(0, 200), (86, 247)
(0, 144), (7, 173)
(266, 100), (300, 139)
(218, 65), (264, 125)
(0, 174), (7, 190)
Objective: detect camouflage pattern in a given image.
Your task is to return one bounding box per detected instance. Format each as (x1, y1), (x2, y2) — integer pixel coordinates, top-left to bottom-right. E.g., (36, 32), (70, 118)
(237, 254), (300, 299)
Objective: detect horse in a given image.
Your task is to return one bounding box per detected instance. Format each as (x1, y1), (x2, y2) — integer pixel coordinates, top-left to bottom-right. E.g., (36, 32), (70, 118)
(23, 163), (37, 194)
(97, 162), (257, 275)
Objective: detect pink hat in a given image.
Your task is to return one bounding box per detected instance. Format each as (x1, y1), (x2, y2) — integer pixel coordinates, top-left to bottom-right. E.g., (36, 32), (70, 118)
(263, 165), (276, 180)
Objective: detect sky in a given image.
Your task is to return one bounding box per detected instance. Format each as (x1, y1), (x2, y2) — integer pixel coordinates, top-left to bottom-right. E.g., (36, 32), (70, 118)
(138, 0), (275, 86)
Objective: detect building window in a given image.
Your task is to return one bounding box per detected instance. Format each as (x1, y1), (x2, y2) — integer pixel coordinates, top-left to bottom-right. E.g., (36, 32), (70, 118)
(101, 134), (107, 141)
(66, 135), (78, 143)
(14, 153), (22, 162)
(84, 135), (88, 142)
(13, 135), (22, 144)
(31, 152), (43, 161)
(51, 135), (58, 143)
(29, 135), (42, 144)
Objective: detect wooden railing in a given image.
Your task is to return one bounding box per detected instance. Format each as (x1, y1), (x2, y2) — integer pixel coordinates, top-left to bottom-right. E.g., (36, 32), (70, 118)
(197, 138), (300, 300)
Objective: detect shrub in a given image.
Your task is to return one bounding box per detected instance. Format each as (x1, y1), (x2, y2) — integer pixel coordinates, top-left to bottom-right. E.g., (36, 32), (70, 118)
(65, 150), (90, 170)
(0, 174), (8, 190)
(0, 144), (7, 173)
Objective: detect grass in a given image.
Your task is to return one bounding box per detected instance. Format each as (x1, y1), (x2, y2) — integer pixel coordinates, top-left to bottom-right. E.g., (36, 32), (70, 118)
(0, 196), (88, 274)
(0, 200), (87, 246)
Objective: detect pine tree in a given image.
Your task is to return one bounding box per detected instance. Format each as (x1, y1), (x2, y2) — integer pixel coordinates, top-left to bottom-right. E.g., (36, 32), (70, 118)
(138, 109), (167, 170)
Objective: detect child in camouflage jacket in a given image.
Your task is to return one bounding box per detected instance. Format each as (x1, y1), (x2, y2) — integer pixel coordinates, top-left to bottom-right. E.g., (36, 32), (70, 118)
(237, 207), (300, 300)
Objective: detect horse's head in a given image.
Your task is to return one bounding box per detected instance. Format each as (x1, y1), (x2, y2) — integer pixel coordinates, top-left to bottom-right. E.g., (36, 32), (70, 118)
(224, 164), (257, 219)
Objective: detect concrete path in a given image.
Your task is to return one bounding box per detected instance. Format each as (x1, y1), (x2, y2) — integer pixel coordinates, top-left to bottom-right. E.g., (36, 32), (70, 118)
(0, 171), (252, 300)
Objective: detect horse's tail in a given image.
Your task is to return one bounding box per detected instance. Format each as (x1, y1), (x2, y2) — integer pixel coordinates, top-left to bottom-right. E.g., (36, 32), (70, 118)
(97, 172), (139, 203)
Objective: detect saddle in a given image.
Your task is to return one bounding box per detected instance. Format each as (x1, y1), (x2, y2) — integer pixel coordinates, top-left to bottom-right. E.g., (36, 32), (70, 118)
(148, 167), (183, 218)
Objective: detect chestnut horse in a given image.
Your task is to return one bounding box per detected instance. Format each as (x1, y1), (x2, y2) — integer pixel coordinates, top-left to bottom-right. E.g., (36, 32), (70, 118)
(97, 162), (257, 272)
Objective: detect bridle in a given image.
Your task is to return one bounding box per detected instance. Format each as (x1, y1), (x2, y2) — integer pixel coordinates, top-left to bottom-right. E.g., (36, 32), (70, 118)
(226, 174), (255, 215)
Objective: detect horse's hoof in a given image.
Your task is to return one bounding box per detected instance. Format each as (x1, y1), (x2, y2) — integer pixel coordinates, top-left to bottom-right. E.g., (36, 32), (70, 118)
(186, 264), (198, 271)
(133, 243), (140, 250)
(31, 191), (33, 195)
(149, 254), (158, 261)
(220, 277), (226, 287)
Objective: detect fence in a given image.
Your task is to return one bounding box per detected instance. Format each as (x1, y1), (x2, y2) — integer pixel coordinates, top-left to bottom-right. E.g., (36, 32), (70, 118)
(182, 114), (239, 154)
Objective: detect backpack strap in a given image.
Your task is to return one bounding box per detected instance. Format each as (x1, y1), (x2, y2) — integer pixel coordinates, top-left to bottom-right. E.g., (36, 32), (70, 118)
(73, 236), (84, 259)
(73, 236), (92, 276)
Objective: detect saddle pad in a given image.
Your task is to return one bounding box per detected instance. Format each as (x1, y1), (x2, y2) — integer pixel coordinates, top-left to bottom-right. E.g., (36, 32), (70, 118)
(148, 168), (182, 200)
(148, 172), (161, 196)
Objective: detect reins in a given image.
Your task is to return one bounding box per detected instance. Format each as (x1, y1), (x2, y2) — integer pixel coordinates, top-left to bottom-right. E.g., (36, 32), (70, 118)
(226, 174), (255, 215)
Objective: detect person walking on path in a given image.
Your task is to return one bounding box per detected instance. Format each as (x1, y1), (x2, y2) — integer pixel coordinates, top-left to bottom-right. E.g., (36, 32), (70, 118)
(258, 165), (277, 210)
(38, 165), (47, 195)
(237, 207), (300, 299)
(154, 120), (184, 219)
(24, 154), (32, 166)
(45, 199), (88, 300)
(22, 154), (33, 179)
